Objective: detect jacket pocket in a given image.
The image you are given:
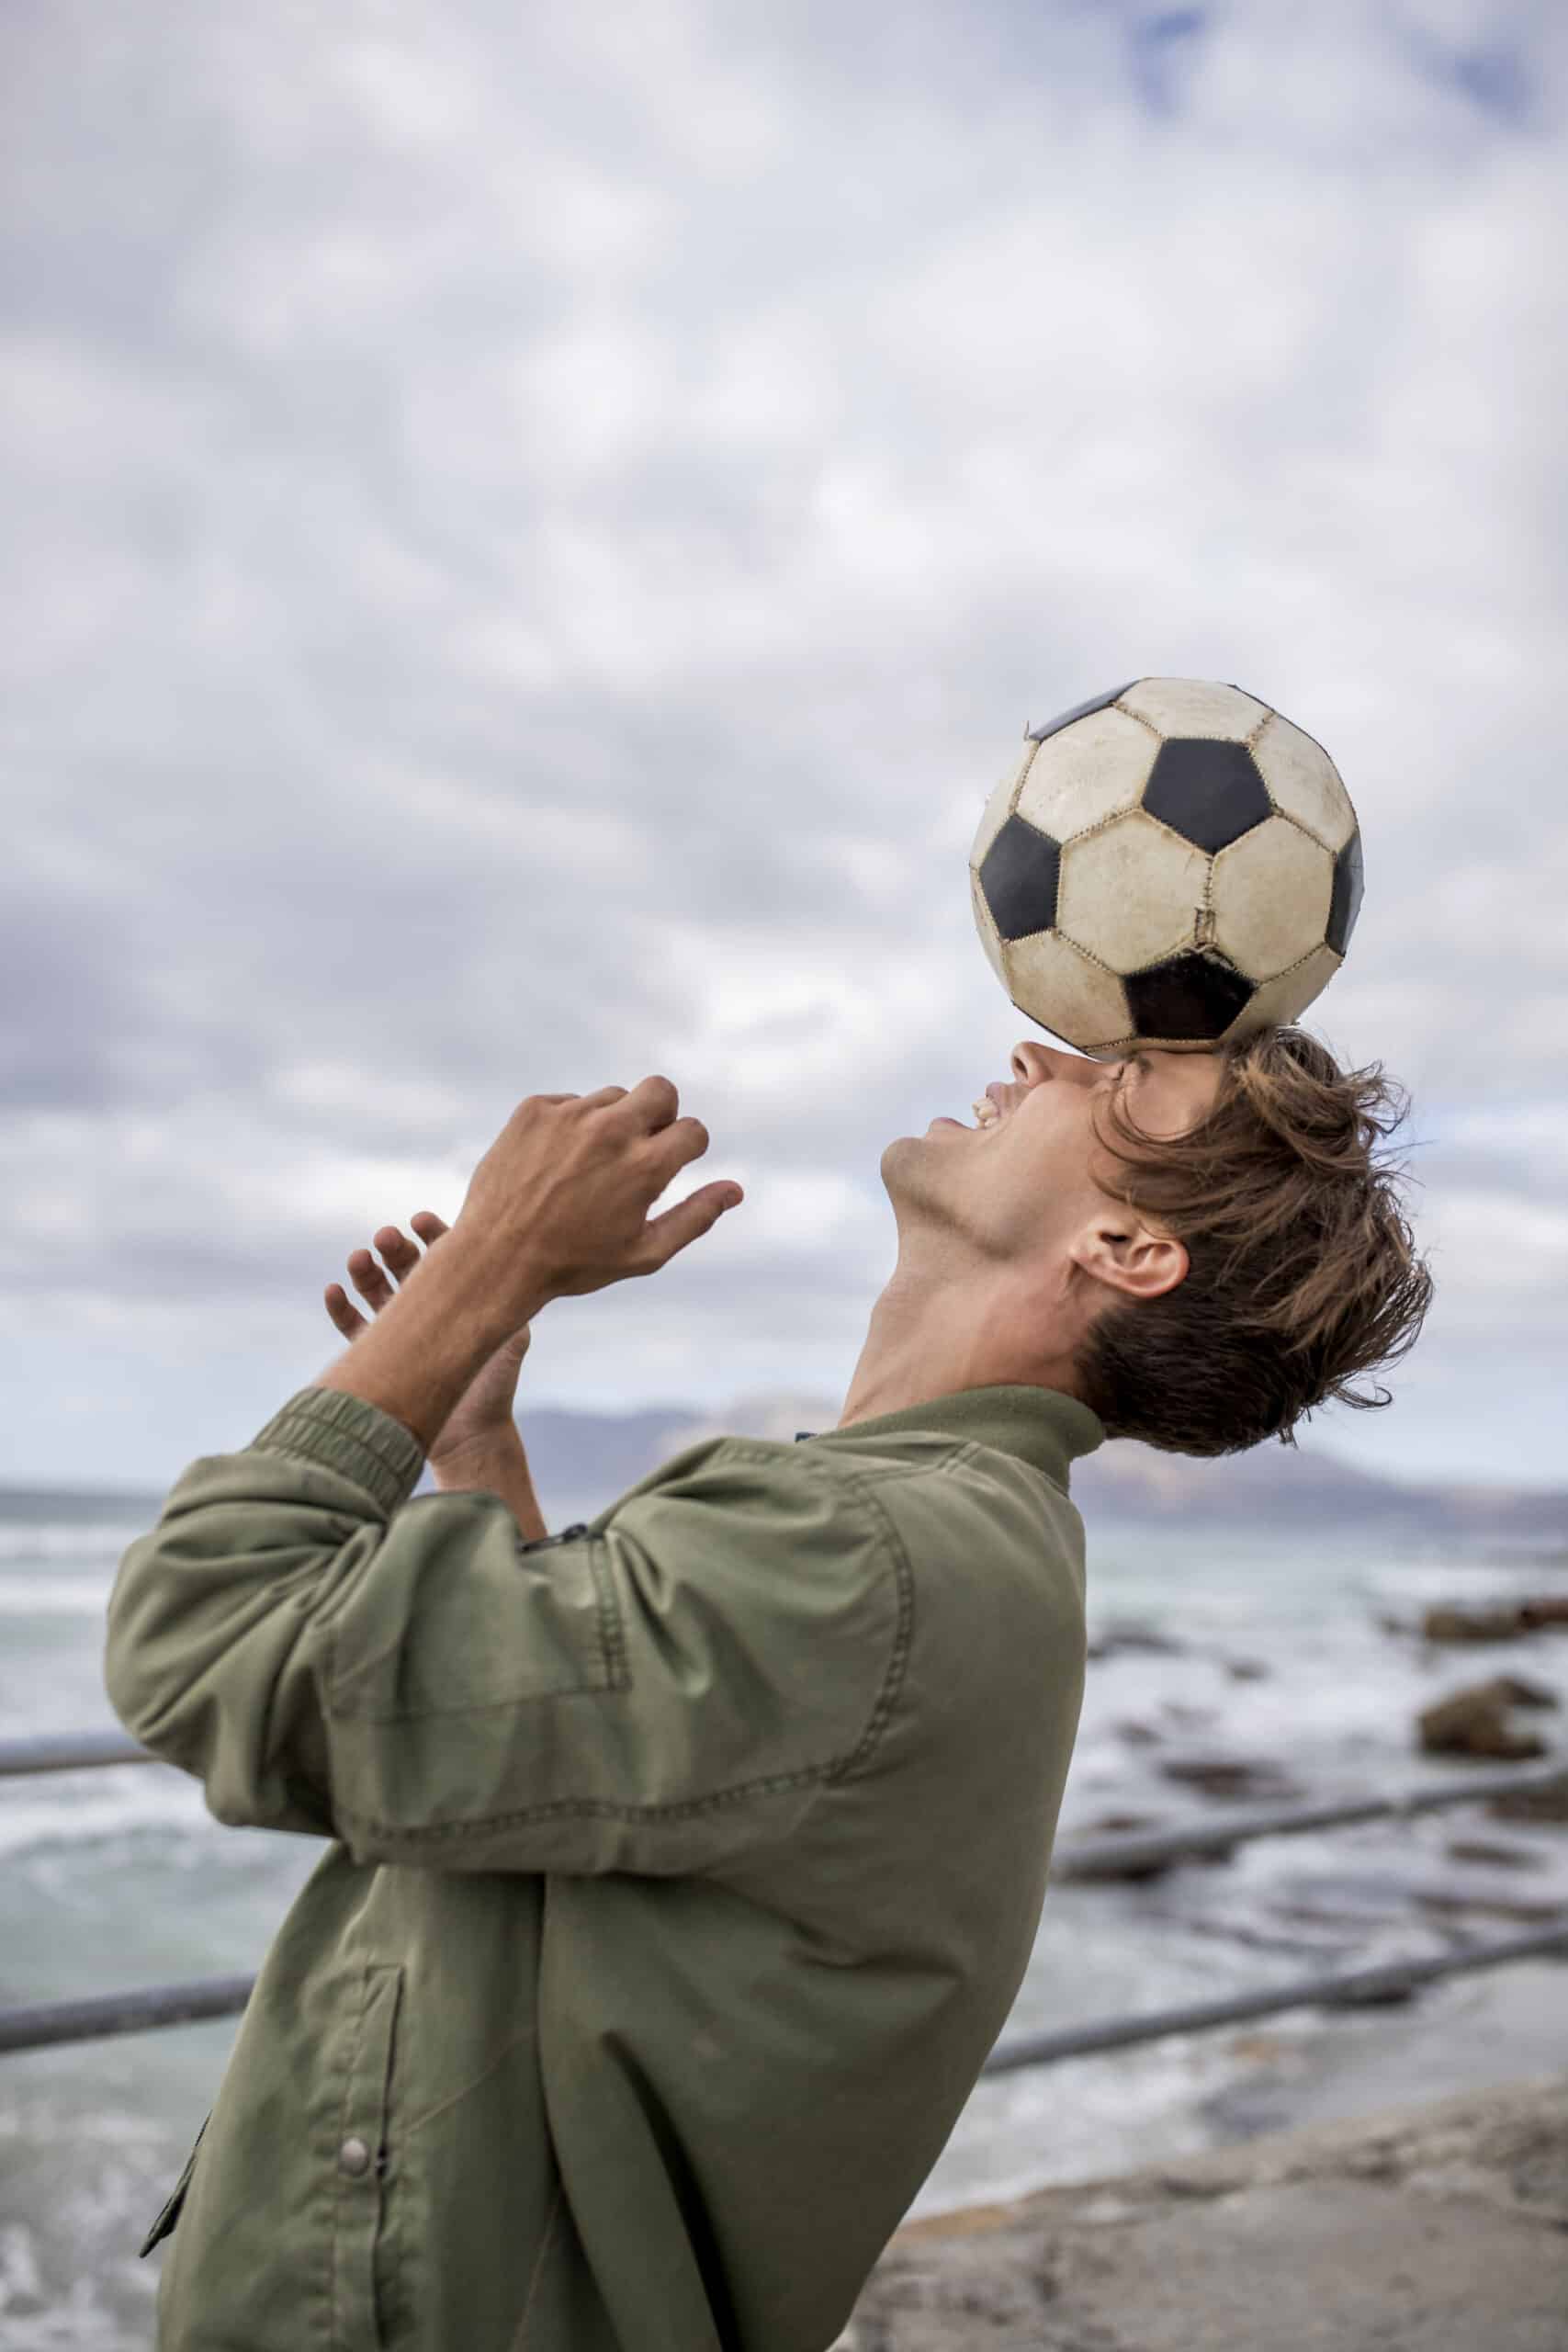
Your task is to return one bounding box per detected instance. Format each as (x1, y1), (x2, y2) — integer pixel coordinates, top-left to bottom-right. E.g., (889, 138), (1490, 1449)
(333, 1962), (406, 2350)
(138, 2110), (211, 2259)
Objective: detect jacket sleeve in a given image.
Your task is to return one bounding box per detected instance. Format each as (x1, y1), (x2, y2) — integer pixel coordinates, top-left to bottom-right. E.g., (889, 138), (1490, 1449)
(102, 1386), (905, 1876)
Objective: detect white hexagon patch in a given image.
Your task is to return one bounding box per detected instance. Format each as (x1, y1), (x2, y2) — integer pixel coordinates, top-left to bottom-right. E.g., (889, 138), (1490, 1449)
(1056, 810), (1211, 973)
(1251, 710), (1357, 851)
(1001, 930), (1130, 1054)
(1226, 941), (1343, 1039)
(1209, 815), (1336, 981)
(1117, 677), (1270, 741)
(1016, 706), (1158, 841)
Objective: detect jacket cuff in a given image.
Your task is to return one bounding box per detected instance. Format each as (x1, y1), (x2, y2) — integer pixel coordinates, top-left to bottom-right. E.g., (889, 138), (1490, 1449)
(252, 1386), (426, 1518)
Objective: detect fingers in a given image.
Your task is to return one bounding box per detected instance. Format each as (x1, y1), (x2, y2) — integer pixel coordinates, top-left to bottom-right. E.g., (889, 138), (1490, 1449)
(636, 1180), (742, 1272)
(328, 1215), (450, 1340)
(649, 1109), (710, 1176)
(344, 1222), (428, 1316)
(372, 1225), (422, 1280)
(578, 1077), (674, 1130)
(578, 1075), (716, 1193)
(323, 1283), (368, 1341)
(557, 1077), (683, 1134)
(626, 1076), (677, 1129)
(345, 1246), (397, 1314)
(594, 1075), (706, 1159)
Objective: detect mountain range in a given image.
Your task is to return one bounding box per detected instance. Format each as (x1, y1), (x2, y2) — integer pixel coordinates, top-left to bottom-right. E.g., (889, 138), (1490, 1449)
(495, 1391), (1568, 1554)
(7, 1391), (1564, 1554)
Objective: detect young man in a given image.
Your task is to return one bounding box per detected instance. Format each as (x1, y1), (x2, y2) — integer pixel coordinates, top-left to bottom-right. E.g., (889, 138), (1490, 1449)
(106, 1026), (1431, 2351)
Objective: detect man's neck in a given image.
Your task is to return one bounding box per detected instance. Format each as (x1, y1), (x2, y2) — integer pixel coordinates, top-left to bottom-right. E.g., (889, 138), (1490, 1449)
(836, 1269), (1083, 1430)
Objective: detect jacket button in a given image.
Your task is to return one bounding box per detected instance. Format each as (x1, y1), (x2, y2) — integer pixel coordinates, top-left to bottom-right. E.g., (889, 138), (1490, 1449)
(337, 2136), (371, 2177)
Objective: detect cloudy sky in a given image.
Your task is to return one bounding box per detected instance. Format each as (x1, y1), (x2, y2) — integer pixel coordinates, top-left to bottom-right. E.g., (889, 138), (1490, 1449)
(4, 0), (1565, 1491)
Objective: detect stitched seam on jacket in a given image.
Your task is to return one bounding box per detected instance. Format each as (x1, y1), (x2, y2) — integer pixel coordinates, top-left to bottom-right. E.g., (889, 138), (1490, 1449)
(330, 1965), (375, 2347)
(583, 1529), (627, 1690)
(818, 1459), (918, 1780)
(950, 1434), (1073, 1503)
(333, 1760), (833, 1838)
(331, 1671), (617, 1724)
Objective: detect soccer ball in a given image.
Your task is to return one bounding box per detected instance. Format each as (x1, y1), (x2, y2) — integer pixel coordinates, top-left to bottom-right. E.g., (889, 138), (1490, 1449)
(969, 678), (1362, 1057)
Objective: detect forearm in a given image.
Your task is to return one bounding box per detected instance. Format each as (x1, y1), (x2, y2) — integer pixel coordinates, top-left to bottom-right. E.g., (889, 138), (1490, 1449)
(311, 1234), (552, 1456)
(432, 1424), (549, 1544)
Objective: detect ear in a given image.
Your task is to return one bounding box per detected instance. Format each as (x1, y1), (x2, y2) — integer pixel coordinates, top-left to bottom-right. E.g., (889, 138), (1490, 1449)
(1068, 1215), (1190, 1305)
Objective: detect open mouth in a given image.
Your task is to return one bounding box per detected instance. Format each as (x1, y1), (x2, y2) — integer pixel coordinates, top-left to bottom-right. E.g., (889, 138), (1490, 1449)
(935, 1098), (1002, 1130)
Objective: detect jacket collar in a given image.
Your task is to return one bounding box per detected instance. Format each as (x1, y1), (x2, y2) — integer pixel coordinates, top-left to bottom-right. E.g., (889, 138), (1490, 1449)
(795, 1384), (1105, 1497)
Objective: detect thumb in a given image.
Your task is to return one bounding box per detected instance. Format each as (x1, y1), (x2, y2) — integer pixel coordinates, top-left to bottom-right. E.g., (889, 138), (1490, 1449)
(640, 1182), (744, 1270)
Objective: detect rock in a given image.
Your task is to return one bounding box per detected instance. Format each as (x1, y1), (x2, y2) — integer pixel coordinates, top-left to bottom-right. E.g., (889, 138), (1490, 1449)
(1113, 1719), (1163, 1746)
(1425, 1605), (1536, 1642)
(833, 2073), (1568, 2352)
(1412, 1880), (1568, 1924)
(1495, 1673), (1558, 1704)
(1424, 1596), (1568, 1642)
(1055, 1811), (1186, 1883)
(1224, 1657), (1270, 1681)
(1416, 1676), (1559, 1760)
(1086, 1619), (1186, 1662)
(1487, 1769), (1568, 1826)
(1444, 1837), (1544, 1870)
(1156, 1754), (1307, 1802)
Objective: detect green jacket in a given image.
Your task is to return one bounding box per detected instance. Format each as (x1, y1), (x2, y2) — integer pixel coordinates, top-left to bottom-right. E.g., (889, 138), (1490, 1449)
(104, 1379), (1102, 2351)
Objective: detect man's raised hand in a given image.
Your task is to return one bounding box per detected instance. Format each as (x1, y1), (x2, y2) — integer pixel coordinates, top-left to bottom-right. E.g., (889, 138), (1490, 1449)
(453, 1079), (743, 1304)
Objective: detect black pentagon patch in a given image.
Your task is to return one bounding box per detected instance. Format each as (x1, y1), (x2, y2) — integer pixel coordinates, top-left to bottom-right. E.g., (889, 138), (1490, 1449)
(1144, 739), (1270, 853)
(1125, 951), (1255, 1042)
(1027, 682), (1138, 745)
(1326, 828), (1363, 956)
(978, 813), (1061, 941)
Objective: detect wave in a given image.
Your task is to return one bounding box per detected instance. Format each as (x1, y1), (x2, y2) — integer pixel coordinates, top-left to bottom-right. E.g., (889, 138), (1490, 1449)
(0, 1523), (145, 1564)
(0, 1574), (117, 1615)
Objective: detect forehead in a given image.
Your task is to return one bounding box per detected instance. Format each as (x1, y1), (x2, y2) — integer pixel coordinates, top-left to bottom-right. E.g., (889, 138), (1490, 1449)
(1125, 1046), (1226, 1110)
(1131, 1044), (1221, 1075)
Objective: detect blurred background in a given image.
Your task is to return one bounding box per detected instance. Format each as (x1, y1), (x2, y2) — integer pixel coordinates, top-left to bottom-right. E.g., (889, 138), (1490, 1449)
(4, 0), (1566, 1489)
(3, 7), (1567, 2346)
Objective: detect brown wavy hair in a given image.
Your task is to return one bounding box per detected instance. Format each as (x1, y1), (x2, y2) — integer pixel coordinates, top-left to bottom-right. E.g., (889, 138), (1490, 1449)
(1072, 1024), (1434, 1457)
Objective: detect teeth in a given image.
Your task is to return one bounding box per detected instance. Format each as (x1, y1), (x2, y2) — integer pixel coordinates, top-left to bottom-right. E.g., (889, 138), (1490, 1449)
(972, 1098), (1000, 1126)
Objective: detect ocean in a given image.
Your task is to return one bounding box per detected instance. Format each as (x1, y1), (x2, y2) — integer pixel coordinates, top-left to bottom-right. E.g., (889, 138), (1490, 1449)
(2, 1477), (1565, 2349)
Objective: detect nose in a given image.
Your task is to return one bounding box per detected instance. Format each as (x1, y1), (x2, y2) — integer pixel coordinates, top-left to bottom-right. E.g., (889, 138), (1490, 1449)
(1010, 1041), (1096, 1091)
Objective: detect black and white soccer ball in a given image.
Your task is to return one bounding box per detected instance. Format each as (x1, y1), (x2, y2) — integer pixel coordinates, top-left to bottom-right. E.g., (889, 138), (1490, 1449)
(969, 678), (1363, 1057)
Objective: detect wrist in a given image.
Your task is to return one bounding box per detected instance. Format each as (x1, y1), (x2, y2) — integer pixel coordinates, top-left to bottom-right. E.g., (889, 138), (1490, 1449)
(430, 1419), (548, 1542)
(437, 1223), (555, 1328)
(313, 1238), (550, 1457)
(430, 1419), (525, 1476)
